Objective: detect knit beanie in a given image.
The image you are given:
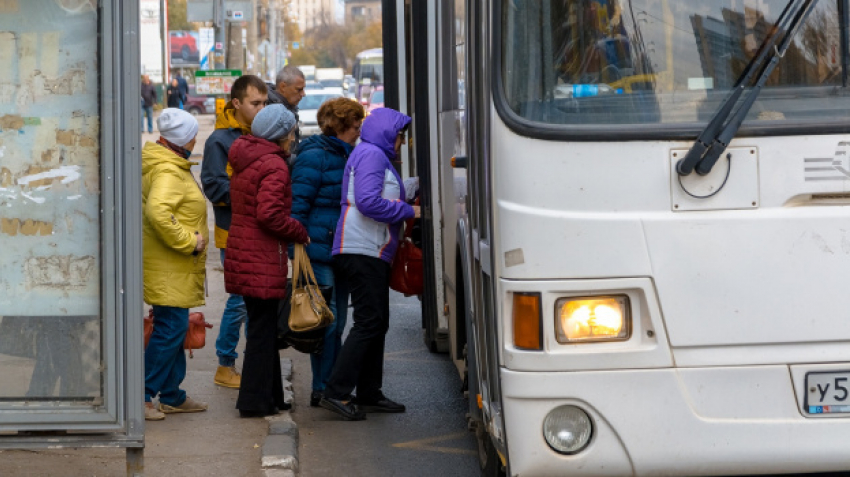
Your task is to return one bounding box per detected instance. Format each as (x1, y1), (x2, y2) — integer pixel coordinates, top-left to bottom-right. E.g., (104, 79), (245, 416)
(251, 104), (297, 142)
(157, 108), (199, 147)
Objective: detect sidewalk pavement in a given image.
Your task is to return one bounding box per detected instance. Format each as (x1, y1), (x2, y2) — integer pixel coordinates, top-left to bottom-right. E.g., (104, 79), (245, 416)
(0, 113), (301, 476)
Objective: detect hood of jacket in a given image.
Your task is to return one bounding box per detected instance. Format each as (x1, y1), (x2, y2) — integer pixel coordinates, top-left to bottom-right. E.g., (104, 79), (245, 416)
(228, 134), (290, 174)
(360, 108), (411, 160)
(142, 141), (195, 174)
(215, 102), (252, 134)
(296, 134), (353, 158)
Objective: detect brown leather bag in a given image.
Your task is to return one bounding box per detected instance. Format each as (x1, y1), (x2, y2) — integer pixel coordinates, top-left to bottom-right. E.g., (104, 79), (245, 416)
(144, 309), (154, 348)
(144, 309), (213, 358)
(288, 244), (334, 333)
(184, 312), (213, 358)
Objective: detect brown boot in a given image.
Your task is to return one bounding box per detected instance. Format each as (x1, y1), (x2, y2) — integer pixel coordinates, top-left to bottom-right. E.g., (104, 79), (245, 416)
(214, 365), (241, 389)
(160, 396), (208, 414)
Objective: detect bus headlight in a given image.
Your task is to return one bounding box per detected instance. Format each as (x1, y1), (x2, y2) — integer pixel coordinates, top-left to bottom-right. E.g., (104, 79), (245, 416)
(555, 296), (630, 343)
(543, 405), (592, 454)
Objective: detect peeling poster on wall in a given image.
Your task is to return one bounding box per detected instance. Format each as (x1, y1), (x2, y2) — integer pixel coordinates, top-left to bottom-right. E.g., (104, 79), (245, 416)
(0, 1), (101, 399)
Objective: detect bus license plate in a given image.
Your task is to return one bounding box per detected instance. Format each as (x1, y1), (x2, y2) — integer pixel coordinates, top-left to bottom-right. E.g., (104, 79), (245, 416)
(806, 372), (850, 414)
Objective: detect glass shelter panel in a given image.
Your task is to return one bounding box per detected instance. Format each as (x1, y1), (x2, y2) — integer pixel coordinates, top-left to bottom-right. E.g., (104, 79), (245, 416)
(0, 2), (101, 401)
(501, 0), (850, 128)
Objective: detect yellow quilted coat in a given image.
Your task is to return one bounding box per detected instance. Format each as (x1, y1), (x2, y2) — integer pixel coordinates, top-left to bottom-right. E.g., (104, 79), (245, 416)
(142, 142), (208, 308)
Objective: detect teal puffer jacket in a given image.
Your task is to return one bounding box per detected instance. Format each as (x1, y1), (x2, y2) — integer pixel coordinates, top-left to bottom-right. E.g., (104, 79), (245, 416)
(290, 134), (353, 264)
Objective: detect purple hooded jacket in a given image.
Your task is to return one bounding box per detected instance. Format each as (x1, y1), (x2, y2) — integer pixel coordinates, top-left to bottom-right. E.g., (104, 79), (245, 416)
(332, 108), (415, 263)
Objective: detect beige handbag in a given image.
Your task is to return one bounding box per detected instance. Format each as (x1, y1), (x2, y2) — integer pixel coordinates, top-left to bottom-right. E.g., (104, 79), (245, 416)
(288, 244), (334, 333)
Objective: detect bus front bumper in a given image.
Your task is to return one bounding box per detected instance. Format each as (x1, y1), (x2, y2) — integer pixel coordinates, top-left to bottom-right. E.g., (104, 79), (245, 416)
(501, 366), (850, 477)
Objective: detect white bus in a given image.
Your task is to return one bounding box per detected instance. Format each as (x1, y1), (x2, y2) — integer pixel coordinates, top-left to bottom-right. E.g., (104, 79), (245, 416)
(352, 48), (383, 104)
(386, 0), (850, 475)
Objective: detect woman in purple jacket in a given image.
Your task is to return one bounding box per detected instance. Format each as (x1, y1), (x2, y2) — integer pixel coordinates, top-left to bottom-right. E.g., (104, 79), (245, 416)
(319, 108), (421, 421)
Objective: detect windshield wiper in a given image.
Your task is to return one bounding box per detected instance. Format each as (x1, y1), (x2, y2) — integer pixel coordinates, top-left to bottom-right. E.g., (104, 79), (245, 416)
(677, 0), (818, 176)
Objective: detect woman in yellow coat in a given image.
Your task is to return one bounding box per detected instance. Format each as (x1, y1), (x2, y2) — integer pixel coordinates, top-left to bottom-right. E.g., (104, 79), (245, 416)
(141, 108), (209, 421)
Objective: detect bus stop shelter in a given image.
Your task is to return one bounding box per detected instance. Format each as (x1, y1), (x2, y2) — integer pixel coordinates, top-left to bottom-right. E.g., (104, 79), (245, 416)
(0, 1), (144, 474)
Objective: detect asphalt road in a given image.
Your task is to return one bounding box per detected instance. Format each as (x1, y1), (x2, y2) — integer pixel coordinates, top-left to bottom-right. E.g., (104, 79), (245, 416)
(285, 291), (479, 477)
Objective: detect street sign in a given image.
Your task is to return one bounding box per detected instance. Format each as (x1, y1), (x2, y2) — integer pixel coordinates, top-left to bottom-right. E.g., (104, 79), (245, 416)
(187, 1), (253, 22)
(215, 41), (223, 50)
(199, 27), (214, 70)
(195, 69), (242, 95)
(232, 10), (243, 20)
(293, 41), (300, 50)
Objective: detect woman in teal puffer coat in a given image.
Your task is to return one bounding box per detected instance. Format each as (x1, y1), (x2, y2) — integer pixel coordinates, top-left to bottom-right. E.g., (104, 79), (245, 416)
(290, 97), (365, 407)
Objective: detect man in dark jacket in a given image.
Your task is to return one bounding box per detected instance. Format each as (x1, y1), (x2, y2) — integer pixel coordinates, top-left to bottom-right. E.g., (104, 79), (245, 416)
(200, 74), (268, 389)
(266, 65), (306, 155)
(141, 75), (157, 133)
(176, 72), (189, 99)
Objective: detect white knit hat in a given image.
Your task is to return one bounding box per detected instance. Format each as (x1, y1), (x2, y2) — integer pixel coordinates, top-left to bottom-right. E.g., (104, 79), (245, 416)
(157, 108), (199, 147)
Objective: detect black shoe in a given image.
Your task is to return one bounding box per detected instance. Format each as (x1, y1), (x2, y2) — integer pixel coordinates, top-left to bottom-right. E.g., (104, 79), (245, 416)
(353, 395), (406, 413)
(310, 391), (323, 407)
(319, 397), (366, 421)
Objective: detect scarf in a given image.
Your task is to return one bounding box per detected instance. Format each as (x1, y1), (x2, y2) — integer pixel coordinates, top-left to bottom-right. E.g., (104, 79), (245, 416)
(157, 137), (191, 159)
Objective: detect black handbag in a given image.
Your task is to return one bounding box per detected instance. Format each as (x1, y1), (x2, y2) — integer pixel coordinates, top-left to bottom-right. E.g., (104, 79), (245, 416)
(276, 281), (333, 353)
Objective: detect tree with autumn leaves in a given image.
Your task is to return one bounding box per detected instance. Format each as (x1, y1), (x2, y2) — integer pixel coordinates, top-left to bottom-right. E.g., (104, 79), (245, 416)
(288, 18), (382, 71)
(166, 0), (380, 73)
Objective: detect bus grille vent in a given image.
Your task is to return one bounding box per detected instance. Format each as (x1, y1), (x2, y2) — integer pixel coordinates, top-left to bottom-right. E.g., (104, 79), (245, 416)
(810, 193), (850, 202)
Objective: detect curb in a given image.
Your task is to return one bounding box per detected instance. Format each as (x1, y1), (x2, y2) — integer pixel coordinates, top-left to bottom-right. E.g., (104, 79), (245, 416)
(262, 358), (299, 476)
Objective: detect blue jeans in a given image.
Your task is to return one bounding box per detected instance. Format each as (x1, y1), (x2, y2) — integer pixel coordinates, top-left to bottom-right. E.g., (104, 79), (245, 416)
(142, 105), (153, 133)
(145, 306), (189, 406)
(216, 248), (248, 366)
(310, 261), (349, 392)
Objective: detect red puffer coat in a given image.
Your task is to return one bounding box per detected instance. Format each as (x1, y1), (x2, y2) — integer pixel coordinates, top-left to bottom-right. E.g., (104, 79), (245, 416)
(224, 135), (308, 299)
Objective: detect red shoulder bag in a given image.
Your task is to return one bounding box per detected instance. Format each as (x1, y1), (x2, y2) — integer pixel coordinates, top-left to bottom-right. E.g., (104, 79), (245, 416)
(390, 217), (424, 296)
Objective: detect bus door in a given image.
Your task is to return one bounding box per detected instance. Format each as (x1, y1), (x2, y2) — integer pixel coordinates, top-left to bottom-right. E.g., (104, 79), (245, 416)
(465, 0), (507, 465)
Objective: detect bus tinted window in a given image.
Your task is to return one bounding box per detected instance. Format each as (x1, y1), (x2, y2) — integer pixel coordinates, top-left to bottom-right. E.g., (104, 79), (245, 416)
(501, 1), (850, 128)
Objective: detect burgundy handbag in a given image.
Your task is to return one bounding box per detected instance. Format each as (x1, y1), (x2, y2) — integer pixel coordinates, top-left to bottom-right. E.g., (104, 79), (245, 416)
(390, 218), (424, 296)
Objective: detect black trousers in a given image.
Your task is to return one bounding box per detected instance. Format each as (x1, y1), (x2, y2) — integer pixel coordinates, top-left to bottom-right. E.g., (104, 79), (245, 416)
(238, 297), (284, 413)
(324, 254), (391, 402)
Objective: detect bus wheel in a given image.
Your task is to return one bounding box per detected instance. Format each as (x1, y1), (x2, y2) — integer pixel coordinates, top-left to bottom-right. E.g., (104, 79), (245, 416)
(477, 428), (506, 477)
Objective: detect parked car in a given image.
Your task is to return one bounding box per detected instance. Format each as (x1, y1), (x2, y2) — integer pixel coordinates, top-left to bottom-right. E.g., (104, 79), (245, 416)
(304, 81), (324, 91)
(184, 85), (215, 115)
(298, 90), (343, 137)
(169, 31), (199, 62)
(184, 94), (215, 116)
(366, 86), (384, 115)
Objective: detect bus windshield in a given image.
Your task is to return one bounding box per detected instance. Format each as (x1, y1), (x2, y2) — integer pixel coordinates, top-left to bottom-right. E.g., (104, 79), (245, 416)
(354, 61), (384, 85)
(500, 0), (850, 130)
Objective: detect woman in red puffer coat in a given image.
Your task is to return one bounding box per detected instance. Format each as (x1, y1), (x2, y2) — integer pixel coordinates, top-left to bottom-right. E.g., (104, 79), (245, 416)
(224, 104), (309, 417)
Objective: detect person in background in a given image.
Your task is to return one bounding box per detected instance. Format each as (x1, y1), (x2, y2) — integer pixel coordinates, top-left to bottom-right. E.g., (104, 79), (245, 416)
(319, 108), (420, 421)
(167, 78), (184, 109)
(266, 65), (306, 156)
(200, 75), (269, 389)
(176, 72), (189, 102)
(141, 108), (209, 421)
(141, 75), (157, 134)
(290, 97), (365, 407)
(224, 104), (309, 417)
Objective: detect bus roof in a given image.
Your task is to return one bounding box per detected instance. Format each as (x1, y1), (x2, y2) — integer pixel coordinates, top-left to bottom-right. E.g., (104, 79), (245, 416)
(356, 48), (382, 59)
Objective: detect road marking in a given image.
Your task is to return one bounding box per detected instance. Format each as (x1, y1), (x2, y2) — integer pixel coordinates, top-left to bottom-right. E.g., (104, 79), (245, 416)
(384, 349), (421, 357)
(392, 432), (477, 456)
